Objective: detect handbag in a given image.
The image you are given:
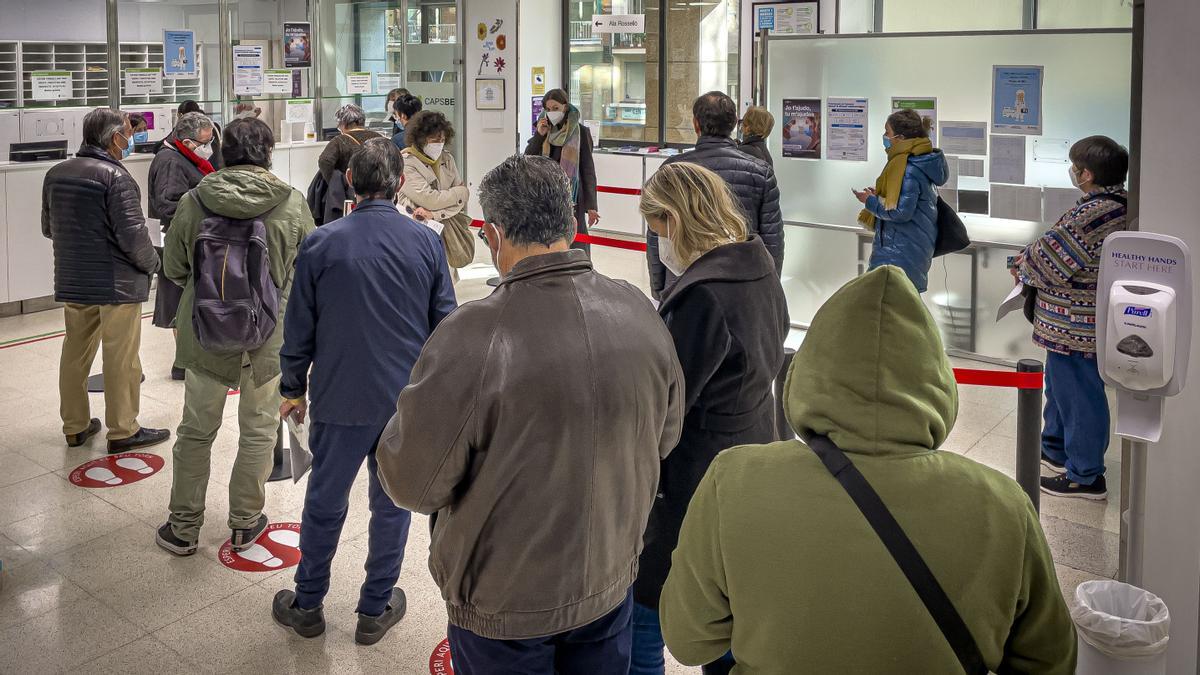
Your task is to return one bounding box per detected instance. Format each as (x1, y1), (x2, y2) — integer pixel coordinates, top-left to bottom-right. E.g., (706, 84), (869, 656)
(934, 196), (971, 257)
(805, 433), (988, 675)
(440, 212), (477, 269)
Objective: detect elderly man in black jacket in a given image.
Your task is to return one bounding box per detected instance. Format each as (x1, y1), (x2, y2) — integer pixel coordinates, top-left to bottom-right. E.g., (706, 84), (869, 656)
(648, 91), (784, 301)
(41, 108), (171, 453)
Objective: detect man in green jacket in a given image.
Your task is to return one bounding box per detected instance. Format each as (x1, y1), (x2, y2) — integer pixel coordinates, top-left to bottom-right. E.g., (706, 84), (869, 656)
(155, 118), (316, 557)
(660, 265), (1076, 674)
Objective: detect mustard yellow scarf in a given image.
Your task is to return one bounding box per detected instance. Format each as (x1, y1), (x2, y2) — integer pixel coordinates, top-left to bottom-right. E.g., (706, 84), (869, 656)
(858, 137), (934, 231)
(405, 146), (444, 187)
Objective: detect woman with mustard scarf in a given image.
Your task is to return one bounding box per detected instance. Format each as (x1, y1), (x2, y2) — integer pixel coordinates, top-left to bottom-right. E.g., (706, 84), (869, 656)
(525, 88), (599, 254)
(852, 108), (949, 293)
(397, 110), (476, 275)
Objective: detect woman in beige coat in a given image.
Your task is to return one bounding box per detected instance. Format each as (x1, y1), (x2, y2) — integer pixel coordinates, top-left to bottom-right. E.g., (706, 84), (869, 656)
(397, 110), (474, 272)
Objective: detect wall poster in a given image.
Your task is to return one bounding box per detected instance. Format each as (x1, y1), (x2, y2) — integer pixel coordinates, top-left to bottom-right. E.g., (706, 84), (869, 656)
(781, 98), (822, 159)
(232, 45), (264, 96)
(992, 65), (1044, 135)
(890, 97), (937, 145)
(163, 30), (197, 79)
(825, 97), (868, 161)
(753, 1), (819, 35)
(283, 22), (312, 68)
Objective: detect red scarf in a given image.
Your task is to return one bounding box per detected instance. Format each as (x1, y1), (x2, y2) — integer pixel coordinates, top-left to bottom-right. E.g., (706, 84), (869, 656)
(173, 138), (215, 175)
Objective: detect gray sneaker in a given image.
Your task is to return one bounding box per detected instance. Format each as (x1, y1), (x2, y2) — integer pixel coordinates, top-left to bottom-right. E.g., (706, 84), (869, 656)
(230, 514), (269, 552)
(355, 588), (407, 645)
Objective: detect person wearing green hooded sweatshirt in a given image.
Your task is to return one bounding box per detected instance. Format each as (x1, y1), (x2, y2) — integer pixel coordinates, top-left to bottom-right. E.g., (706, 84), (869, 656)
(156, 117), (316, 557)
(659, 265), (1076, 674)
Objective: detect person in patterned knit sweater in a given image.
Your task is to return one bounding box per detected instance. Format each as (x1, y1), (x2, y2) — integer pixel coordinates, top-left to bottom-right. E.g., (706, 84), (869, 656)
(1015, 135), (1128, 500)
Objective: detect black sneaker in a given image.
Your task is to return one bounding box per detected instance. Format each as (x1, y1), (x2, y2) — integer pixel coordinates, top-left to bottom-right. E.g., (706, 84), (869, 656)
(230, 514), (269, 552)
(355, 588), (407, 646)
(1040, 454), (1067, 475)
(171, 367), (186, 381)
(155, 523), (197, 556)
(107, 427), (171, 454)
(272, 589), (326, 638)
(66, 418), (102, 448)
(1041, 473), (1107, 501)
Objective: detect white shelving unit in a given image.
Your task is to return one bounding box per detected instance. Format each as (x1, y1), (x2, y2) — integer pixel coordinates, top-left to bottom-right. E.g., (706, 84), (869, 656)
(0, 42), (18, 109)
(119, 41), (203, 106)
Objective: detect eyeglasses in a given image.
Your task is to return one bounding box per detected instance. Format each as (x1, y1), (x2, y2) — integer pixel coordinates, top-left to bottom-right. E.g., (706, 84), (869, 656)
(477, 224), (489, 242)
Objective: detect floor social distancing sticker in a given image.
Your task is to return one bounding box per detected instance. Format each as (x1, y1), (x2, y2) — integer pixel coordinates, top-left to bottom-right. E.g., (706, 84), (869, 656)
(218, 522), (302, 572)
(69, 453), (164, 488)
(430, 638), (454, 675)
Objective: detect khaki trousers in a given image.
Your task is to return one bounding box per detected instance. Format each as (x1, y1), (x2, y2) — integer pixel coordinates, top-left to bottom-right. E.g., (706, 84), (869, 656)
(59, 303), (143, 440)
(167, 366), (280, 542)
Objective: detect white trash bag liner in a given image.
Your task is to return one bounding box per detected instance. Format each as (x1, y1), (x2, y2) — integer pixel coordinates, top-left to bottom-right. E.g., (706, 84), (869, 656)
(1072, 580), (1170, 659)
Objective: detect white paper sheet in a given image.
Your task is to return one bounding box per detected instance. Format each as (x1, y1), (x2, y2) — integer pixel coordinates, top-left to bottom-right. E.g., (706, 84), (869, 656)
(1043, 187), (1081, 223)
(285, 415), (312, 484)
(125, 68), (163, 95)
(232, 45), (264, 96)
(346, 72), (372, 95)
(945, 155), (960, 189)
(425, 219), (446, 235)
(996, 283), (1027, 322)
(285, 99), (313, 124)
(826, 97), (869, 161)
(377, 73), (402, 95)
(939, 121), (988, 156)
(990, 184), (1043, 221)
(959, 158), (985, 177)
(263, 69), (292, 94)
(989, 134), (1026, 184)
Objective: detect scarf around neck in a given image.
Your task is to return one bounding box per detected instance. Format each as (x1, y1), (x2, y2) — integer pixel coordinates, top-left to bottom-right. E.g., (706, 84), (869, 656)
(405, 146), (445, 186)
(858, 136), (933, 231)
(541, 104), (582, 203)
(173, 137), (215, 175)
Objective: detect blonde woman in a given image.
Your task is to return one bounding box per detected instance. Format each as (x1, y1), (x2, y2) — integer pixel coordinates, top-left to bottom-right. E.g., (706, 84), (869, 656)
(738, 105), (775, 167)
(630, 162), (789, 675)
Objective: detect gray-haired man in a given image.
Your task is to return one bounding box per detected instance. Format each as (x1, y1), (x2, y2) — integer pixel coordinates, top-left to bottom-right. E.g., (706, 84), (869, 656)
(42, 108), (171, 452)
(375, 154), (685, 673)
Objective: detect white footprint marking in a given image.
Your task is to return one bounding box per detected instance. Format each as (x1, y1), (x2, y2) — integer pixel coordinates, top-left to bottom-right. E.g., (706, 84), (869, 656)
(114, 457), (154, 474)
(267, 529), (300, 549)
(236, 542), (282, 568)
(85, 466), (123, 485)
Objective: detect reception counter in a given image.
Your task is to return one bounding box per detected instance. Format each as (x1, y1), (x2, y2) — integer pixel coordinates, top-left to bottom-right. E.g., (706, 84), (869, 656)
(0, 141), (327, 309)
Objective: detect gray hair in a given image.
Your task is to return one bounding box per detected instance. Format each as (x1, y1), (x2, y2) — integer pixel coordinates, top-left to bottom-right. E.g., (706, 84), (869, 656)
(175, 111), (214, 142)
(82, 107), (127, 148)
(478, 155), (575, 247)
(349, 139), (405, 200)
(335, 103), (366, 127)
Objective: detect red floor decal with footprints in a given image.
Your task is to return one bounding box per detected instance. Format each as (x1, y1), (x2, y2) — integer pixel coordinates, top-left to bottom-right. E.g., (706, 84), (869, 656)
(68, 453), (164, 488)
(430, 638), (454, 675)
(217, 522), (302, 572)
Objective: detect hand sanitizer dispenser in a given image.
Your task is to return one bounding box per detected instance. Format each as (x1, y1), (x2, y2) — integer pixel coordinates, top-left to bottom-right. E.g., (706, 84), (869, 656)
(1096, 232), (1192, 442)
(1106, 281), (1176, 391)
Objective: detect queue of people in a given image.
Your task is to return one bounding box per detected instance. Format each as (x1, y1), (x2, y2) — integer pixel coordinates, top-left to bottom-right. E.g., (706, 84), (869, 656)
(38, 89), (1133, 673)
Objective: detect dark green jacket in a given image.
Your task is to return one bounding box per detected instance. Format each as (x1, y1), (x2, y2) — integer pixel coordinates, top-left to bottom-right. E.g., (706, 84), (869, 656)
(164, 165), (315, 388)
(660, 266), (1076, 674)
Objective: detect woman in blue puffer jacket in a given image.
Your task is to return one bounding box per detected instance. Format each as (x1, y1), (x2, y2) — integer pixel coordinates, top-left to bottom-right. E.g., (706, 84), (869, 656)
(852, 108), (948, 292)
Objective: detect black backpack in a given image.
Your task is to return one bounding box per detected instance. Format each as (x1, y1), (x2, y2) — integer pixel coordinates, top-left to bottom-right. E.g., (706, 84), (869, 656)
(188, 189), (281, 353)
(933, 196), (971, 257)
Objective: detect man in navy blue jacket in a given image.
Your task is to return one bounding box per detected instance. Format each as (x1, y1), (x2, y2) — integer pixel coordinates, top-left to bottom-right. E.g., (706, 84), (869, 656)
(272, 138), (458, 645)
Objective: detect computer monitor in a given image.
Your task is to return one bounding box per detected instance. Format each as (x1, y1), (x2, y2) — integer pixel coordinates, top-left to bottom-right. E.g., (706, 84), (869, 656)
(134, 142), (159, 155)
(9, 140), (68, 162)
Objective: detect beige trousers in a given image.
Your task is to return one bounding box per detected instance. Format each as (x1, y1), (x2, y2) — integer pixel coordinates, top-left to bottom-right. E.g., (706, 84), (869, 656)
(59, 303), (143, 440)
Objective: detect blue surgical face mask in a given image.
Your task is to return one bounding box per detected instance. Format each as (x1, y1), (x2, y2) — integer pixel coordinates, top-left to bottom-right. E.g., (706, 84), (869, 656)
(133, 131), (149, 144)
(882, 133), (893, 150)
(118, 132), (133, 159)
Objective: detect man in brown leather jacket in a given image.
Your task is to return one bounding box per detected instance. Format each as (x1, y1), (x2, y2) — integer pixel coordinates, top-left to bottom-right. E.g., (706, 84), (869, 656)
(376, 155), (685, 674)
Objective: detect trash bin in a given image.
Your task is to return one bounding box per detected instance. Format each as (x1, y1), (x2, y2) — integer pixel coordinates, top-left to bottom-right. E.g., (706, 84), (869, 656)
(1072, 580), (1170, 675)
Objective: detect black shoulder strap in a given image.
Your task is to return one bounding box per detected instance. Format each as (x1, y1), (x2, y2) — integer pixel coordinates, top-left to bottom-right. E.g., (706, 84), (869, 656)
(806, 434), (988, 675)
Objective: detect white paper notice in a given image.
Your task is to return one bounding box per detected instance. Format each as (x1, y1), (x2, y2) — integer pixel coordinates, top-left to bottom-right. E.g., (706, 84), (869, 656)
(945, 155), (960, 189)
(1043, 187), (1081, 223)
(583, 119), (601, 147)
(263, 69), (292, 94)
(31, 71), (72, 101)
(125, 68), (163, 95)
(346, 72), (372, 95)
(826, 97), (869, 161)
(996, 283), (1027, 322)
(959, 158), (986, 178)
(232, 45), (264, 95)
(285, 415), (312, 484)
(939, 121), (988, 156)
(285, 99), (313, 124)
(377, 73), (402, 95)
(989, 134), (1026, 184)
(424, 219), (446, 236)
(990, 184), (1043, 221)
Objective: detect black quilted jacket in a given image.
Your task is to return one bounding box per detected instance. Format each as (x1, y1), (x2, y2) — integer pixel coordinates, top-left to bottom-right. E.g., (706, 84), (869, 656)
(648, 135), (784, 299)
(41, 145), (159, 304)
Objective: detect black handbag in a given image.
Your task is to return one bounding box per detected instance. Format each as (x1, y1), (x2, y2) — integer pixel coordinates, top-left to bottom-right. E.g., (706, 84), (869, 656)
(806, 434), (988, 675)
(934, 196), (971, 257)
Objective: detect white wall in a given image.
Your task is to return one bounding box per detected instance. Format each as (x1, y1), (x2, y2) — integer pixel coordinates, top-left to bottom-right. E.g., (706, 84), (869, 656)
(463, 0), (520, 218)
(518, 0), (562, 147)
(1139, 0), (1200, 670)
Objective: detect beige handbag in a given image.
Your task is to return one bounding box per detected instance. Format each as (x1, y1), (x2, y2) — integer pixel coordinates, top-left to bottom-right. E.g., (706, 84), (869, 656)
(440, 212), (476, 269)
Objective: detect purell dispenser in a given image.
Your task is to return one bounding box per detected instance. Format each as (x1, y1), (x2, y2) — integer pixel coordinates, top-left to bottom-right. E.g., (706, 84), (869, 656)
(1106, 282), (1176, 391)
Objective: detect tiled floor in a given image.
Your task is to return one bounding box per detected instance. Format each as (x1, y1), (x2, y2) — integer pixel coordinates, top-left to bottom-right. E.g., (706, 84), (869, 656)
(0, 245), (1117, 673)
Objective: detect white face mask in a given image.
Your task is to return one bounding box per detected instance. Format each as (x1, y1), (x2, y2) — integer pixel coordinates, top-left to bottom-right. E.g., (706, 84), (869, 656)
(1069, 165), (1086, 189)
(191, 141), (214, 160)
(658, 220), (688, 277)
(546, 110), (566, 125)
(424, 142), (445, 161)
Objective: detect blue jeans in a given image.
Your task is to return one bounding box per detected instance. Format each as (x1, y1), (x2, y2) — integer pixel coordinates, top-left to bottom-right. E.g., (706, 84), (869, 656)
(293, 422), (412, 617)
(448, 591), (633, 674)
(1042, 351), (1110, 485)
(630, 602), (735, 675)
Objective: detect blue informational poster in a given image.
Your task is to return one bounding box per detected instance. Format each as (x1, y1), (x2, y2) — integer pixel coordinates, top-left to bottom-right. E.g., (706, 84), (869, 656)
(991, 65), (1044, 135)
(163, 30), (197, 79)
(757, 7), (776, 30)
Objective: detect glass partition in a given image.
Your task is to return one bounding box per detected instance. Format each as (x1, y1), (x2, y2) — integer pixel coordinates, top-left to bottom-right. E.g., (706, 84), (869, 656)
(881, 0), (1024, 32)
(663, 0), (738, 144)
(1038, 0), (1133, 29)
(569, 0), (655, 144)
(229, 0), (312, 139)
(0, 0), (107, 110)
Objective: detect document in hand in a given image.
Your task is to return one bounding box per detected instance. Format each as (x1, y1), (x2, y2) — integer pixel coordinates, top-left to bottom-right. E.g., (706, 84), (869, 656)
(424, 219), (446, 236)
(996, 283), (1026, 322)
(286, 414), (313, 484)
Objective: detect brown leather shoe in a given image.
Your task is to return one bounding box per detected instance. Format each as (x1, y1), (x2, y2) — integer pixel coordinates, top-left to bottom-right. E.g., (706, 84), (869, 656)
(66, 419), (102, 448)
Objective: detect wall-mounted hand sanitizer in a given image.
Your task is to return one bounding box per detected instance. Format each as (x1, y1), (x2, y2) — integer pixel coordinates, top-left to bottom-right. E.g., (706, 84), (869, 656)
(1097, 232), (1192, 442)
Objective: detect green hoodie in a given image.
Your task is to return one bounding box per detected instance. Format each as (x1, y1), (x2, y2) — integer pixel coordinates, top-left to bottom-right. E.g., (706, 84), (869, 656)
(164, 165), (315, 388)
(659, 266), (1076, 674)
